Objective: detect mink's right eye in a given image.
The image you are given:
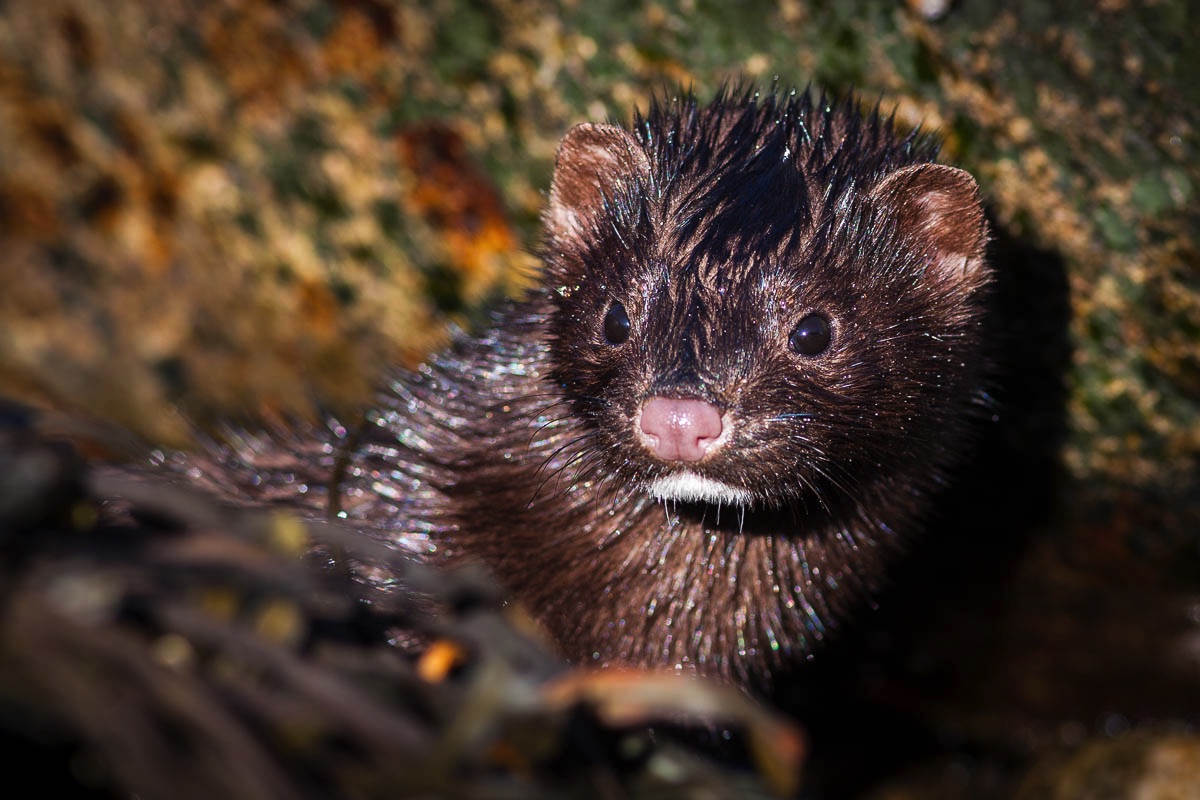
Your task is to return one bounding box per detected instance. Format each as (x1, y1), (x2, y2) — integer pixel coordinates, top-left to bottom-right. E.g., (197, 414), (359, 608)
(603, 302), (630, 344)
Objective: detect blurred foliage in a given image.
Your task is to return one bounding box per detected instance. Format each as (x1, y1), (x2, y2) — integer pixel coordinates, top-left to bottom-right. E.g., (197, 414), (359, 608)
(0, 416), (804, 798)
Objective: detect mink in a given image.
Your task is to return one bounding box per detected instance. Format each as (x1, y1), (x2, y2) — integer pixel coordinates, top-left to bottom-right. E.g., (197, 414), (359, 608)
(161, 86), (992, 687)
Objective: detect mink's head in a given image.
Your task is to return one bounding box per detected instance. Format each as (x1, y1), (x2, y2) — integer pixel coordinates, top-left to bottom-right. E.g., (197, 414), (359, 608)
(540, 87), (991, 518)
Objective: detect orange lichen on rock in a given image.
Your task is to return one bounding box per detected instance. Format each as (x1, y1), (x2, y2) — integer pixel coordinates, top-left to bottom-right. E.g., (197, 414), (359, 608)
(398, 123), (526, 303)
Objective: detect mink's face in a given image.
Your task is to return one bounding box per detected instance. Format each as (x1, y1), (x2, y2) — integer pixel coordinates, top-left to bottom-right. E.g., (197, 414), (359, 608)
(541, 108), (990, 513)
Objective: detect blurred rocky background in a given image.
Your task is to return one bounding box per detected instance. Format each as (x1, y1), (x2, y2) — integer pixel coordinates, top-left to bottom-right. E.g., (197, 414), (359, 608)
(0, 0), (1197, 797)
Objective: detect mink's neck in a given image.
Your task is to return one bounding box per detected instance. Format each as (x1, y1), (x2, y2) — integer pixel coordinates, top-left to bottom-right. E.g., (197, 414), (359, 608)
(450, 418), (900, 682)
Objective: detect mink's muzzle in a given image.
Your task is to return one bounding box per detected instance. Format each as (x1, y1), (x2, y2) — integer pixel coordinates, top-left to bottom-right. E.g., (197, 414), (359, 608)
(635, 395), (760, 506)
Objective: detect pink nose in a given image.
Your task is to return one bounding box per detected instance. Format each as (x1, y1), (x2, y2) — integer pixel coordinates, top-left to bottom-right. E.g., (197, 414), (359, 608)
(638, 397), (724, 462)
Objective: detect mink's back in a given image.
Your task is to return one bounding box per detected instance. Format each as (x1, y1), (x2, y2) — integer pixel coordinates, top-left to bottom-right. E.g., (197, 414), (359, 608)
(151, 301), (558, 556)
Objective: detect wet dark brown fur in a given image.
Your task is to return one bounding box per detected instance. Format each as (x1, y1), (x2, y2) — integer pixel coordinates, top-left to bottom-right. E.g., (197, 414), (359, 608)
(170, 86), (992, 687)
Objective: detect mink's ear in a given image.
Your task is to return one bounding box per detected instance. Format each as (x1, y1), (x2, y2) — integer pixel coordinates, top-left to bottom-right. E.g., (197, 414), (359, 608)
(545, 123), (650, 249)
(870, 163), (990, 287)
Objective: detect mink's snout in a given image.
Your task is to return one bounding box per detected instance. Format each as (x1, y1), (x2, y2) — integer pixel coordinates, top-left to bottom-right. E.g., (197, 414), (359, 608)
(637, 397), (724, 462)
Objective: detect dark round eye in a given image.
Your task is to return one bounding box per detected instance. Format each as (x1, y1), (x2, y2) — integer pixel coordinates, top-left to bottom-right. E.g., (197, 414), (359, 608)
(789, 313), (831, 356)
(603, 302), (630, 344)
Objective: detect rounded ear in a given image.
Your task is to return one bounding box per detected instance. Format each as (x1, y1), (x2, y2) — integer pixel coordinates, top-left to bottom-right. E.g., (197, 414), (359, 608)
(870, 163), (990, 286)
(546, 123), (651, 247)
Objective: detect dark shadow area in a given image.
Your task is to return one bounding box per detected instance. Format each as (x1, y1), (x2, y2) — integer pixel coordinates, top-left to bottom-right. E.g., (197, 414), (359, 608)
(774, 218), (1075, 798)
(0, 722), (118, 800)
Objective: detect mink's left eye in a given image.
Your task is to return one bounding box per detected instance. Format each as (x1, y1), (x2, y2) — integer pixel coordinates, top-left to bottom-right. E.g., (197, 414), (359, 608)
(789, 313), (831, 356)
(603, 302), (630, 344)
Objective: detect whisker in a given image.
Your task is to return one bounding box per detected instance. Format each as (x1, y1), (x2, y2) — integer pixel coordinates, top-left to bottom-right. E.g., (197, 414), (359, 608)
(527, 412), (577, 446)
(528, 434), (600, 502)
(766, 412), (815, 422)
(532, 432), (599, 480)
(559, 451), (608, 491)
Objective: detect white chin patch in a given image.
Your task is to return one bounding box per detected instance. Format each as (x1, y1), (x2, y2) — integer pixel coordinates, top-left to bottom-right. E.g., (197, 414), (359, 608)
(647, 472), (754, 506)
